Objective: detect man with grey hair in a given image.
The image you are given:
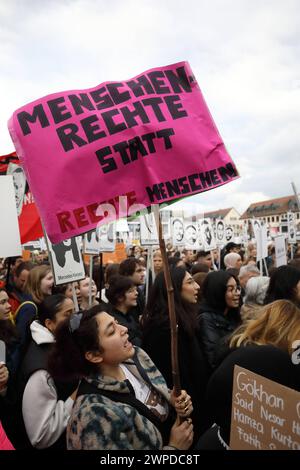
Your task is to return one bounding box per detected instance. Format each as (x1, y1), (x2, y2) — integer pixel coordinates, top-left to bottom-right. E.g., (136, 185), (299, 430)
(238, 264), (260, 290)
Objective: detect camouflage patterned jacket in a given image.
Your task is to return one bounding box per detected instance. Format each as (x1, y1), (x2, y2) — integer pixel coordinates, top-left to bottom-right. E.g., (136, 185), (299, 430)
(67, 347), (172, 450)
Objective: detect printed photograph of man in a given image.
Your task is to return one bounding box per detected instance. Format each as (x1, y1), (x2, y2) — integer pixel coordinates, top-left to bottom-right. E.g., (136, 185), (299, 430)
(185, 224), (197, 246)
(225, 225), (234, 242)
(172, 218), (184, 244)
(200, 219), (212, 246)
(216, 220), (225, 243)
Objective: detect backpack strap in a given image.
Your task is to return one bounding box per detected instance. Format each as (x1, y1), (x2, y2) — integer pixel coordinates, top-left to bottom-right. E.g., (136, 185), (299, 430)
(77, 379), (171, 442)
(13, 301), (38, 321)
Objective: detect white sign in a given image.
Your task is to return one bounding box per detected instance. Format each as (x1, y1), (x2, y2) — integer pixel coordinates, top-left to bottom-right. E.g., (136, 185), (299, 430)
(6, 163), (26, 216)
(242, 222), (249, 245)
(287, 212), (297, 244)
(83, 229), (101, 255)
(198, 218), (217, 251)
(225, 224), (234, 243)
(171, 217), (185, 246)
(274, 235), (287, 267)
(0, 176), (22, 257)
(45, 232), (85, 285)
(140, 213), (159, 246)
(99, 222), (116, 252)
(253, 220), (268, 261)
(184, 222), (199, 249)
(215, 219), (226, 245)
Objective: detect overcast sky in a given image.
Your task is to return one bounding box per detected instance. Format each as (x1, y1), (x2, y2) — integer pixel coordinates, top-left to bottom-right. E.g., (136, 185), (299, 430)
(1, 0), (299, 216)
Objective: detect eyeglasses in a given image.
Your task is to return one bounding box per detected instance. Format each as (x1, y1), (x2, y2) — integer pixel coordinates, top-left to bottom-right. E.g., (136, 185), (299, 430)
(226, 285), (242, 294)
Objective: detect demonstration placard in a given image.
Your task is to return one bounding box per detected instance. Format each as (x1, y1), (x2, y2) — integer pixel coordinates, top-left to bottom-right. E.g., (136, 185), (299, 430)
(184, 222), (199, 249)
(99, 222), (116, 252)
(140, 213), (159, 246)
(274, 234), (287, 267)
(45, 233), (85, 285)
(287, 211), (297, 244)
(0, 175), (22, 257)
(225, 224), (234, 243)
(198, 218), (216, 251)
(0, 152), (43, 243)
(8, 61), (239, 243)
(230, 365), (300, 450)
(171, 217), (185, 246)
(83, 229), (101, 255)
(215, 219), (226, 245)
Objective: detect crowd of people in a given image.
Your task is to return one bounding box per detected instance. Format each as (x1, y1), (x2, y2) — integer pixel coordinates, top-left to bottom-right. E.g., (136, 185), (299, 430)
(0, 237), (300, 451)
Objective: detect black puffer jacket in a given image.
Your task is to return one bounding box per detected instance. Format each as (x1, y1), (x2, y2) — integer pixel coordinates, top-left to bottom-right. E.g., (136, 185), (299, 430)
(198, 303), (241, 373)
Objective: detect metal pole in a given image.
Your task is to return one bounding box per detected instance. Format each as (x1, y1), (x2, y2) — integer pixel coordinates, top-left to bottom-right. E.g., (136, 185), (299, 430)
(291, 182), (300, 210)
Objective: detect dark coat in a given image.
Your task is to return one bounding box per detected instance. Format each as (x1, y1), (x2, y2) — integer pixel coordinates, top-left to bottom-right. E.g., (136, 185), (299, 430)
(108, 305), (142, 347)
(198, 303), (241, 372)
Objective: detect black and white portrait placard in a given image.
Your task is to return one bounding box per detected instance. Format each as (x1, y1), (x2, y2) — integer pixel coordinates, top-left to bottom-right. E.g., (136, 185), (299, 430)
(45, 233), (85, 285)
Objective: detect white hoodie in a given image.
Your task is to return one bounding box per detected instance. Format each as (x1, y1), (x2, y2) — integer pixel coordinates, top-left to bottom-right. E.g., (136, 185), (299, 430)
(22, 321), (75, 449)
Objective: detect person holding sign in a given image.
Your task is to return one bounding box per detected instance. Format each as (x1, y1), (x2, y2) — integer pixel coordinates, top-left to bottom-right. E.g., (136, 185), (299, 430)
(48, 305), (194, 450)
(197, 300), (300, 450)
(141, 267), (208, 442)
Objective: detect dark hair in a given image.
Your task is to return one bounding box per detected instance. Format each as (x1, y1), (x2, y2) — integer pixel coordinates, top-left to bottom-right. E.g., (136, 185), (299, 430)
(38, 294), (68, 326)
(0, 288), (19, 345)
(106, 275), (135, 306)
(141, 267), (198, 337)
(6, 256), (23, 267)
(48, 304), (107, 382)
(14, 261), (34, 278)
(191, 263), (209, 275)
(226, 268), (240, 278)
(119, 258), (140, 277)
(201, 271), (240, 313)
(192, 272), (208, 303)
(104, 263), (120, 284)
(52, 283), (71, 296)
(264, 265), (300, 305)
(168, 257), (183, 269)
(196, 251), (211, 260)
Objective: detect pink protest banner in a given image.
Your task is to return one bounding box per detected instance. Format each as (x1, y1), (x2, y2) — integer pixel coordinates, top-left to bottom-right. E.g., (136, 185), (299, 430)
(8, 61), (239, 243)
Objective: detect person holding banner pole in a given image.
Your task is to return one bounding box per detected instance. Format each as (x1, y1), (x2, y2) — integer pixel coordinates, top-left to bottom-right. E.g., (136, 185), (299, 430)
(88, 256), (93, 308)
(142, 266), (208, 442)
(47, 306), (194, 450)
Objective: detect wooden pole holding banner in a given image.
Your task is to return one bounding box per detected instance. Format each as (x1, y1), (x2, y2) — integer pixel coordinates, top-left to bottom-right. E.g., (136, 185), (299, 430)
(145, 246), (151, 303)
(88, 256), (93, 308)
(153, 205), (181, 395)
(99, 253), (103, 302)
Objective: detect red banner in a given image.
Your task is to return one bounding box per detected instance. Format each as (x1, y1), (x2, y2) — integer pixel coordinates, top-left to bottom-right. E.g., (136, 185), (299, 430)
(0, 151), (43, 243)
